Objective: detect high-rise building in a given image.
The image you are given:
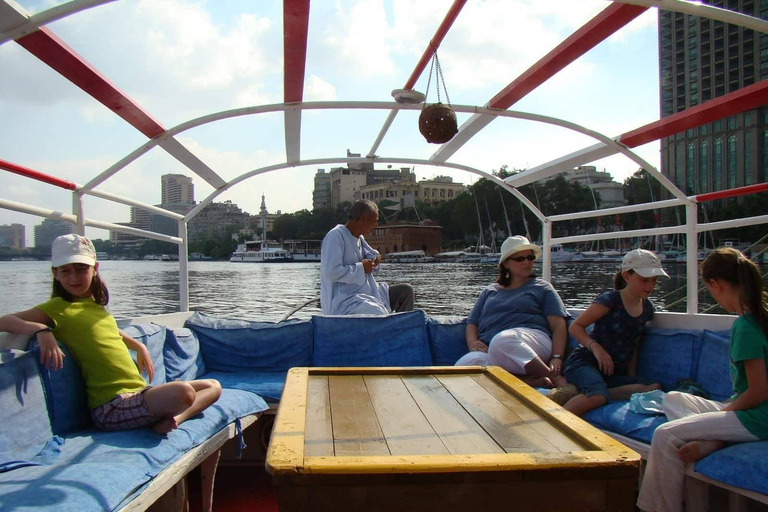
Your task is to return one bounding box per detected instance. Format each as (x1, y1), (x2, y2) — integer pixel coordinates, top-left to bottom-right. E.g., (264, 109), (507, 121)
(659, 2), (768, 195)
(161, 174), (195, 205)
(0, 223), (25, 249)
(34, 219), (73, 249)
(313, 169), (331, 210)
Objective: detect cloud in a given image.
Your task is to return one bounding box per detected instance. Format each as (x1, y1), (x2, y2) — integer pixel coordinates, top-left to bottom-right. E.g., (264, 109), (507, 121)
(3, 1), (279, 124)
(305, 75), (338, 101)
(323, 0), (395, 77)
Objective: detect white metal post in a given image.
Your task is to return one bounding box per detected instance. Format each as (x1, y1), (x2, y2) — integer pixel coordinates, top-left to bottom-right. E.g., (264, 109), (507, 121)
(542, 221), (552, 282)
(685, 202), (699, 313)
(73, 191), (85, 235)
(178, 219), (189, 312)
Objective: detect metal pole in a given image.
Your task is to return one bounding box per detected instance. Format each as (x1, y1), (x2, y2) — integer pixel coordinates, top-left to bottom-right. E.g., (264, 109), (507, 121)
(73, 191), (85, 235)
(542, 221), (552, 282)
(685, 202), (698, 314)
(178, 219), (189, 312)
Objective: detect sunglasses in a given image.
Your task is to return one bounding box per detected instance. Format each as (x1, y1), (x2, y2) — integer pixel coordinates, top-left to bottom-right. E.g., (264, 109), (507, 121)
(507, 254), (536, 262)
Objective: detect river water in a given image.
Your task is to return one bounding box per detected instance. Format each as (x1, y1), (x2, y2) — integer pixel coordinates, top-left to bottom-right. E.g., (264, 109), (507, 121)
(0, 259), (738, 322)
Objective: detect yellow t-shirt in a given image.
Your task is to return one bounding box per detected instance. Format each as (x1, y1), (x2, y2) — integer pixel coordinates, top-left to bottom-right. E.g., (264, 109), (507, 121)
(36, 297), (147, 408)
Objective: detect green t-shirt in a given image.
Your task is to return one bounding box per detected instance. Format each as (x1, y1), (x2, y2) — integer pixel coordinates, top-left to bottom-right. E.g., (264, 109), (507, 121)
(729, 313), (768, 439)
(36, 297), (147, 408)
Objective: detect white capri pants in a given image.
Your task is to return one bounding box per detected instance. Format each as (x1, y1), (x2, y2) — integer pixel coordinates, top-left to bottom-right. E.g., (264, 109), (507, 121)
(636, 391), (759, 512)
(454, 327), (552, 375)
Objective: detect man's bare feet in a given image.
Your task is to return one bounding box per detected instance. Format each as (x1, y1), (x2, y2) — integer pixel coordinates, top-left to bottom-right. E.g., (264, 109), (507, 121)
(678, 440), (725, 463)
(153, 415), (179, 435)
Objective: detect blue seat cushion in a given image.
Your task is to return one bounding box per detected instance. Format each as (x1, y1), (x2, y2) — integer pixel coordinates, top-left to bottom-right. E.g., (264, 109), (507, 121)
(695, 441), (768, 495)
(637, 328), (700, 391)
(0, 351), (55, 470)
(32, 342), (91, 436)
(186, 312), (313, 372)
(312, 310), (431, 367)
(123, 323), (167, 385)
(581, 400), (666, 444)
(0, 388), (267, 511)
(427, 316), (468, 365)
(163, 327), (206, 381)
(203, 370), (287, 402)
(694, 330), (732, 402)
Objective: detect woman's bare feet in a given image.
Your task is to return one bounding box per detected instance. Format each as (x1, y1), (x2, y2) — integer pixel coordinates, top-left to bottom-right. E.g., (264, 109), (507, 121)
(153, 415), (179, 435)
(519, 375), (554, 388)
(678, 440), (725, 463)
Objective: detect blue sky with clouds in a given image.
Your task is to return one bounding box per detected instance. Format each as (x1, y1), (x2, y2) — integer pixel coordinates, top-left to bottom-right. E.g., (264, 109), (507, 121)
(0, 0), (660, 245)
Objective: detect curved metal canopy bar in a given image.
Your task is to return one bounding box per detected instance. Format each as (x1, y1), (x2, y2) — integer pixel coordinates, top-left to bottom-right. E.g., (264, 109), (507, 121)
(78, 100), (685, 219)
(615, 0), (768, 34)
(0, 0), (116, 45)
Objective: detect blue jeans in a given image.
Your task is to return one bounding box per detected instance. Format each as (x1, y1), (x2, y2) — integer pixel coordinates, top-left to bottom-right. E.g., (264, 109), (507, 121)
(564, 363), (649, 402)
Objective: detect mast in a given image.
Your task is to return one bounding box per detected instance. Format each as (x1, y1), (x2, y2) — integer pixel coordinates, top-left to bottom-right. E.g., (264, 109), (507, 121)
(472, 189), (485, 251)
(498, 188), (512, 239)
(484, 196), (497, 253)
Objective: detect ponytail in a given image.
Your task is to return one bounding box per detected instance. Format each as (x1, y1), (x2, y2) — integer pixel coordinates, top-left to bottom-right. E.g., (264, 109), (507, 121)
(614, 270), (630, 290)
(701, 248), (768, 337)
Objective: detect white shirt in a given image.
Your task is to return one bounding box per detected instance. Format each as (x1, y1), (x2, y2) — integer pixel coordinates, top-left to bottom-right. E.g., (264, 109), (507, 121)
(320, 224), (390, 315)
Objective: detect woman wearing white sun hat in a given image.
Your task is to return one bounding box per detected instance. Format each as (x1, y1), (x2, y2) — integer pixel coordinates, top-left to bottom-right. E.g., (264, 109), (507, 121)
(455, 235), (570, 389)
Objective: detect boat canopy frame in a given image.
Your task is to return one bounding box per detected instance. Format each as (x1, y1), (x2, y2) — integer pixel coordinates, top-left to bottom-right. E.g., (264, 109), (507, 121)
(2, 0), (768, 314)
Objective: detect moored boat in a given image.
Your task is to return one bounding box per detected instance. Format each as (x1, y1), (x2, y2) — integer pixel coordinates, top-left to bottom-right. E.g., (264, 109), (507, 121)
(230, 241), (291, 263)
(383, 249), (434, 263)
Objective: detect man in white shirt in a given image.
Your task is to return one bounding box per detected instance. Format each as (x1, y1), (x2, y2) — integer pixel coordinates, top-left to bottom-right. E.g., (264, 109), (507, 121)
(320, 200), (414, 315)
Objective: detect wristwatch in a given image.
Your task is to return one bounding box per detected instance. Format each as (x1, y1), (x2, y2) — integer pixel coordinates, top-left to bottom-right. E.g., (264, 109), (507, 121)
(551, 354), (562, 359)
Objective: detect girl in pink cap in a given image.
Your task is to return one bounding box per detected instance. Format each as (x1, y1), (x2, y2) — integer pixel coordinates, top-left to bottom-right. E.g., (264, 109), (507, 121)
(561, 249), (666, 415)
(0, 234), (221, 434)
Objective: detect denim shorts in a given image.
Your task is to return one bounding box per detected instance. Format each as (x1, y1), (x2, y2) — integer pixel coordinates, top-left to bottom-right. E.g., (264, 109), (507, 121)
(564, 363), (649, 402)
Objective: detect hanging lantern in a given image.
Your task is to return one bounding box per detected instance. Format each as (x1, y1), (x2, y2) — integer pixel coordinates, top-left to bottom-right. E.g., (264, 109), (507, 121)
(419, 51), (457, 144)
(419, 103), (458, 143)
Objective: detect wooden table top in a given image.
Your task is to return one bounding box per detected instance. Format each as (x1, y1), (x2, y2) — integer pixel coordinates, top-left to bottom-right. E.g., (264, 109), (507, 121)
(266, 366), (639, 477)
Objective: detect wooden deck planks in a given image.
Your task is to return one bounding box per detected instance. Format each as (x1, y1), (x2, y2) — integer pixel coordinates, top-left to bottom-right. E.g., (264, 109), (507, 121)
(328, 375), (390, 456)
(401, 375), (504, 455)
(437, 374), (570, 453)
(305, 375), (334, 457)
(470, 373), (585, 452)
(364, 375), (450, 456)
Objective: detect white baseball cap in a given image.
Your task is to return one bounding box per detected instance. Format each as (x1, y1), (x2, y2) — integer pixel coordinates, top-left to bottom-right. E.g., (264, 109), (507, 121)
(51, 234), (97, 268)
(621, 249), (669, 278)
(499, 236), (542, 265)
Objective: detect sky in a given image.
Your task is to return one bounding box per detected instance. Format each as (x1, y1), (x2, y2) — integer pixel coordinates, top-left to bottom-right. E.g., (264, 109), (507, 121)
(0, 0), (661, 246)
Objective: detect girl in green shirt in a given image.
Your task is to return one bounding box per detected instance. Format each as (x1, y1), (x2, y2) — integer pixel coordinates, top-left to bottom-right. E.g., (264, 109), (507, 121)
(637, 248), (768, 512)
(0, 234), (221, 434)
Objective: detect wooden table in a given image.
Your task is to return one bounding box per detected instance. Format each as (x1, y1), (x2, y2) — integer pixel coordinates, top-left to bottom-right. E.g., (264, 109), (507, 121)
(266, 366), (640, 512)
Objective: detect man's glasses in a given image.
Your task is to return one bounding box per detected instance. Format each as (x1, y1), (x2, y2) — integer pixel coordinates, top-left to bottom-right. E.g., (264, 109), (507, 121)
(507, 254), (536, 262)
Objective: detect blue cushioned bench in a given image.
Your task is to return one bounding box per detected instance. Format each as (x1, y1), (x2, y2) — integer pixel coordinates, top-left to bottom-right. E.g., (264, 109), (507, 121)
(0, 316), (268, 512)
(571, 313), (768, 511)
(183, 309), (767, 511)
(6, 308), (763, 511)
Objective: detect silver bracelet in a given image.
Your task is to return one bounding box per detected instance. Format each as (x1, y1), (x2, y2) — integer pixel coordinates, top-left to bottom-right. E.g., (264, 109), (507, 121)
(587, 339), (597, 351)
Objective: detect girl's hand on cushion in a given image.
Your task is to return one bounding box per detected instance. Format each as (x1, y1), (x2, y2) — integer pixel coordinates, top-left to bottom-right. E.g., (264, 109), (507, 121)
(136, 345), (155, 382)
(38, 332), (65, 371)
(592, 344), (614, 376)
